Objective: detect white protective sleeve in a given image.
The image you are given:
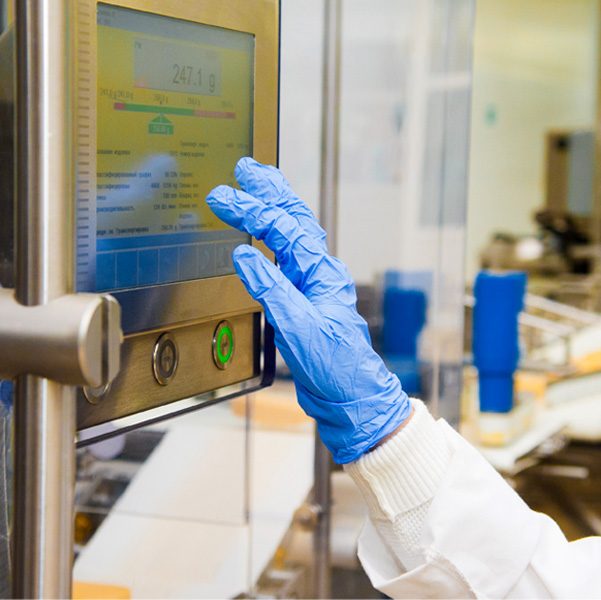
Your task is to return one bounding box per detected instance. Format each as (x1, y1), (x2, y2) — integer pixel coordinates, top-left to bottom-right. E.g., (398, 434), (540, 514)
(344, 399), (601, 599)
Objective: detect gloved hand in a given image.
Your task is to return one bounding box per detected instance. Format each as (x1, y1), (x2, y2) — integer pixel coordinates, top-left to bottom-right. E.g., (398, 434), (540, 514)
(206, 157), (411, 463)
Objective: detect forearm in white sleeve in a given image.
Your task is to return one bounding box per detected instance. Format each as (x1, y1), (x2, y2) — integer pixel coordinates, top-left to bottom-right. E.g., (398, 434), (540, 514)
(345, 399), (601, 599)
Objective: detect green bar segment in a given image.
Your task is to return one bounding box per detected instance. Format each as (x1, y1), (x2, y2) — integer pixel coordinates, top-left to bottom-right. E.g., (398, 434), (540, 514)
(114, 101), (195, 117)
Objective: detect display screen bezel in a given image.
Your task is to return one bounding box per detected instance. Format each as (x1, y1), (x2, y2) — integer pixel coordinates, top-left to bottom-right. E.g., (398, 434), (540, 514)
(90, 5), (254, 296)
(75, 0), (278, 441)
(85, 0), (278, 335)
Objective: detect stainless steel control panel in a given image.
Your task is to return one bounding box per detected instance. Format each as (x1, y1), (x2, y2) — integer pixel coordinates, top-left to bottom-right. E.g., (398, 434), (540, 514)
(74, 0), (278, 438)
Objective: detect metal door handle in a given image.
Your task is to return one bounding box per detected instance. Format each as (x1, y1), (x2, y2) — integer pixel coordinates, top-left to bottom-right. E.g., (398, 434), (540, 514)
(0, 289), (122, 387)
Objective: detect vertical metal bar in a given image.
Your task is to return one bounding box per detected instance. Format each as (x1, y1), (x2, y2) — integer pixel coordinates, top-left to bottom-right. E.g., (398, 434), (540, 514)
(312, 438), (332, 599)
(13, 1), (75, 597)
(0, 1), (6, 34)
(244, 395), (255, 596)
(313, 1), (342, 598)
(592, 1), (601, 245)
(319, 0), (341, 255)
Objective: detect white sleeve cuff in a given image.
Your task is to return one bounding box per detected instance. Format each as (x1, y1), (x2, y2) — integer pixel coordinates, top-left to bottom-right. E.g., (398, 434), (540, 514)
(344, 399), (451, 521)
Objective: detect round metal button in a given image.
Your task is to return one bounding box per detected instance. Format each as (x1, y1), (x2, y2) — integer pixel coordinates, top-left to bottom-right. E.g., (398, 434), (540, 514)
(213, 321), (234, 370)
(152, 332), (179, 385)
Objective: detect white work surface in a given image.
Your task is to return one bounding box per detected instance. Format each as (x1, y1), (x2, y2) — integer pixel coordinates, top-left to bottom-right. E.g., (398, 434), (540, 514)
(471, 390), (601, 475)
(472, 410), (567, 475)
(74, 400), (314, 598)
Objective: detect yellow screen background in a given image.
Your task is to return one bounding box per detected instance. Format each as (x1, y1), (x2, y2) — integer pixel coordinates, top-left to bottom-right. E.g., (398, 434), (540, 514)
(96, 21), (253, 238)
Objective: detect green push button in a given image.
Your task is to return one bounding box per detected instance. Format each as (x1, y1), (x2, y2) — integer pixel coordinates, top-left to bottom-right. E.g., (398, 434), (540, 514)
(213, 321), (234, 369)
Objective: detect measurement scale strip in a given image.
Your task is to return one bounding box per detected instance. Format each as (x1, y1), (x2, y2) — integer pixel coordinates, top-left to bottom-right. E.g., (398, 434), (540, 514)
(113, 102), (235, 119)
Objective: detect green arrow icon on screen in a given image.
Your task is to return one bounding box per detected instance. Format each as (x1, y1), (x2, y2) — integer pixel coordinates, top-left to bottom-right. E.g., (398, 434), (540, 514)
(148, 114), (174, 135)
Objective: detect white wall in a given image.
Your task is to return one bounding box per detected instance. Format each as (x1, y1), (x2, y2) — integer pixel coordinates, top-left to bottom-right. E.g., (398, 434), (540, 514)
(465, 0), (600, 281)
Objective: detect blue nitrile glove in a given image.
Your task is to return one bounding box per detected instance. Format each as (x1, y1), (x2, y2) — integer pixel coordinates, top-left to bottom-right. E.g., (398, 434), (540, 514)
(206, 157), (411, 464)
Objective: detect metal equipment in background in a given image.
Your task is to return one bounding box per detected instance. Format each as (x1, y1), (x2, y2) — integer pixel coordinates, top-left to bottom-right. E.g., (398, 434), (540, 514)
(465, 291), (601, 374)
(545, 130), (595, 240)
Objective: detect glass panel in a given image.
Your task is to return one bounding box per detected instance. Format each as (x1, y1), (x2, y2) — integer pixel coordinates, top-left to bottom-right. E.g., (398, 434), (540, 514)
(337, 0), (475, 423)
(237, 4), (324, 594)
(73, 400), (252, 598)
(279, 0), (325, 215)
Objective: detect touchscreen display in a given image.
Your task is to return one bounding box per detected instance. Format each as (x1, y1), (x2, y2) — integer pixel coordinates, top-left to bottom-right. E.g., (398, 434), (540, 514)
(78, 5), (253, 292)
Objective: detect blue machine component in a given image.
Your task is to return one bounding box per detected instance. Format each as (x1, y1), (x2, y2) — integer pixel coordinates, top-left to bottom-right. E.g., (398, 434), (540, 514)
(383, 287), (427, 357)
(381, 271), (428, 395)
(0, 380), (11, 410)
(473, 271), (527, 413)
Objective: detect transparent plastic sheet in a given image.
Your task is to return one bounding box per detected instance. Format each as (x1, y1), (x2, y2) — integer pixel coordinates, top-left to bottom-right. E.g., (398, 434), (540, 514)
(276, 1), (475, 593)
(73, 399), (253, 597)
(337, 0), (475, 424)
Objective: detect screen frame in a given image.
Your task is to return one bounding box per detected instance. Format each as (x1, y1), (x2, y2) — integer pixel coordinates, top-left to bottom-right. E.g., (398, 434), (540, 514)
(89, 0), (279, 335)
(74, 0), (278, 441)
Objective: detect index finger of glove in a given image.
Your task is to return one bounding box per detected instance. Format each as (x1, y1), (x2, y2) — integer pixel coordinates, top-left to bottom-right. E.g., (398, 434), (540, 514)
(207, 185), (349, 298)
(235, 157), (327, 250)
(206, 184), (308, 255)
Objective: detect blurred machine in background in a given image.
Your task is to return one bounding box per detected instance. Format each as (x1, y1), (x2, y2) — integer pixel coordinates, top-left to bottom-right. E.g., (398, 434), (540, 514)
(461, 0), (601, 557)
(480, 127), (601, 311)
(545, 130), (595, 235)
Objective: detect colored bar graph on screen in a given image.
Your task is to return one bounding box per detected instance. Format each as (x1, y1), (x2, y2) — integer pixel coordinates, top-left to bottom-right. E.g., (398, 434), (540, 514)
(113, 102), (235, 119)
